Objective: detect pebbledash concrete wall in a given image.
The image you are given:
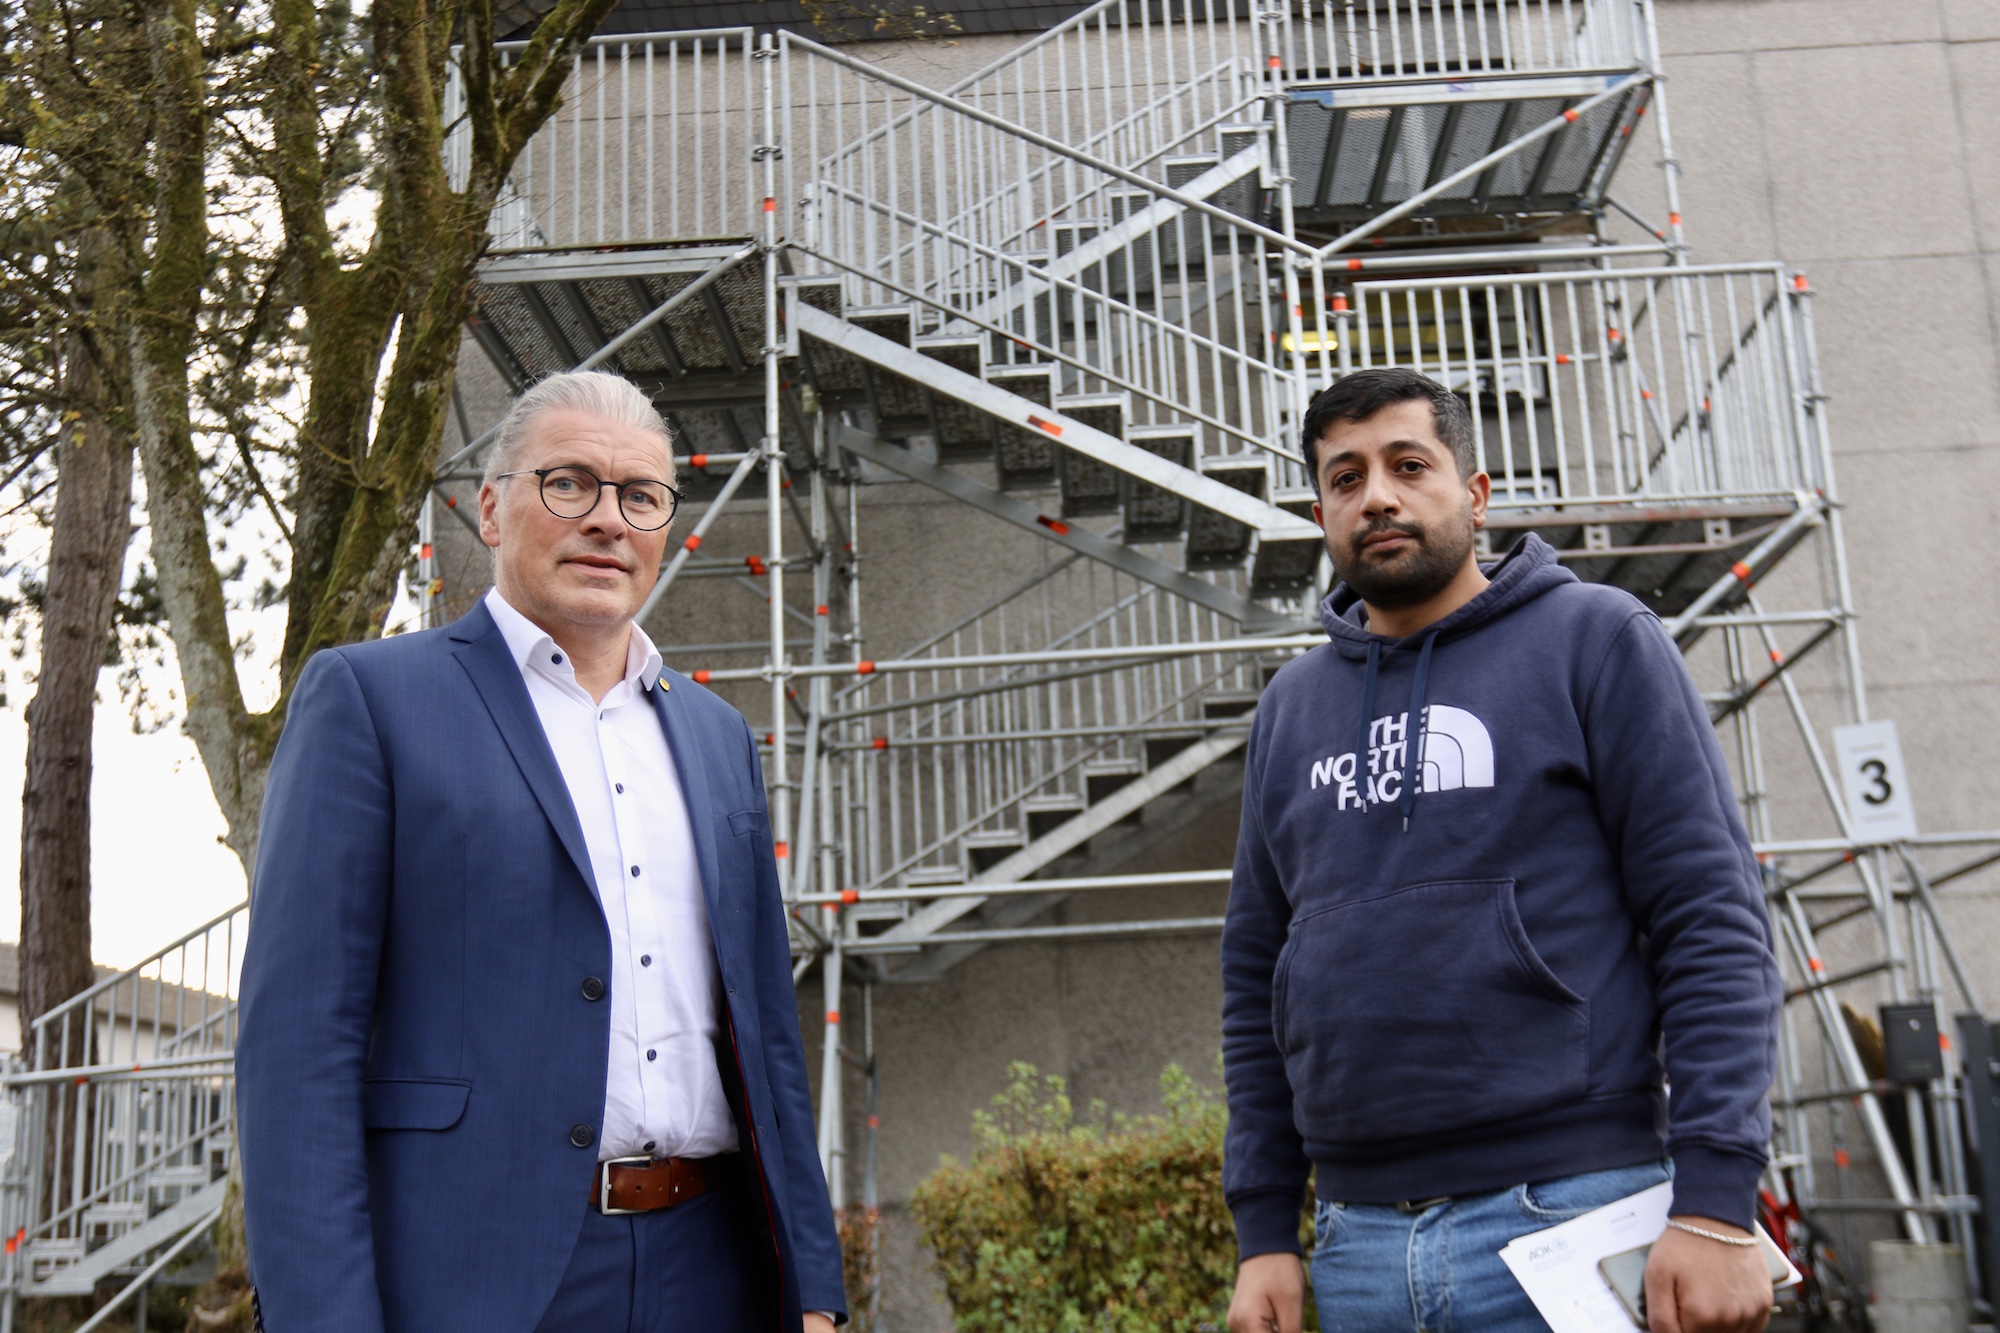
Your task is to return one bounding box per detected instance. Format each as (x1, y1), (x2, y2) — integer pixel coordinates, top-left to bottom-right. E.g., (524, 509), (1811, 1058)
(437, 3), (2000, 1325)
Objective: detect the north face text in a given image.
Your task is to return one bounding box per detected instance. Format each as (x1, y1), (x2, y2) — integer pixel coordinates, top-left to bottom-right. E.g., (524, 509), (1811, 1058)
(1308, 704), (1496, 811)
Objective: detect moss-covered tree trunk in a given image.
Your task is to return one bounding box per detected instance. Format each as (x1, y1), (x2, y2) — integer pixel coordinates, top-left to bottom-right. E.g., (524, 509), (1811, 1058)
(18, 226), (134, 1050)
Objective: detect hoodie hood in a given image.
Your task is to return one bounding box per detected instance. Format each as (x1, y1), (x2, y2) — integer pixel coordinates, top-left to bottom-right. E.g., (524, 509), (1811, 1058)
(1318, 531), (1578, 658)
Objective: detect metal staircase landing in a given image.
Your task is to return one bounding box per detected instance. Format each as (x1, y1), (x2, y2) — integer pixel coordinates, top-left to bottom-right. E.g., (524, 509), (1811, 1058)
(1286, 70), (1649, 232)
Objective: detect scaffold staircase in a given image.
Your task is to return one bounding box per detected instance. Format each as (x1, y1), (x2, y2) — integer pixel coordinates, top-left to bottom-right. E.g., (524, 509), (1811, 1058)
(438, 6), (2000, 1306)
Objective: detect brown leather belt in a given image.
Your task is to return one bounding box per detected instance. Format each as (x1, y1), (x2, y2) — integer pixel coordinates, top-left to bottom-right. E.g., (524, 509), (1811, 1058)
(589, 1155), (717, 1215)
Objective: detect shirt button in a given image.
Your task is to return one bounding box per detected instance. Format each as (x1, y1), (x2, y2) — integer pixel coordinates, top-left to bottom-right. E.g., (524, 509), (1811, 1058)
(647, 1049), (657, 1061)
(616, 783), (625, 794)
(644, 1141), (656, 1153)
(569, 1124), (594, 1148)
(551, 653), (563, 665)
(630, 865), (640, 877)
(640, 955), (652, 967)
(581, 977), (606, 1001)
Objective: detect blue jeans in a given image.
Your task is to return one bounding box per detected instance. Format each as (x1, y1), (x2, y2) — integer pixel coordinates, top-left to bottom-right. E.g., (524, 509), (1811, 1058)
(1310, 1159), (1672, 1333)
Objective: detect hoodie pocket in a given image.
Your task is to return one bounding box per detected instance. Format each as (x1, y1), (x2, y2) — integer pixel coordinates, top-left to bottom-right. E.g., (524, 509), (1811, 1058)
(1275, 878), (1588, 1145)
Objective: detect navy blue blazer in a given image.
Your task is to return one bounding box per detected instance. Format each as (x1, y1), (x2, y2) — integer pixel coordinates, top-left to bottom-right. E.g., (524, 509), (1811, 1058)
(235, 602), (845, 1332)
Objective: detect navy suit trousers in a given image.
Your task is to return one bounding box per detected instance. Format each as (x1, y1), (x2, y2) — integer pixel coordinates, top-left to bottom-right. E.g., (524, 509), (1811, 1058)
(534, 1162), (766, 1332)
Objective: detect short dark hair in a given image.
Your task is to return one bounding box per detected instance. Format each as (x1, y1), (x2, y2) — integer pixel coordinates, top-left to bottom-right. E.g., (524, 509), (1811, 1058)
(1299, 367), (1476, 482)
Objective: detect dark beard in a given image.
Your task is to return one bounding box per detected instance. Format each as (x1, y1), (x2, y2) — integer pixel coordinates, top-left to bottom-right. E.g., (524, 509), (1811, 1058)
(1330, 512), (1476, 610)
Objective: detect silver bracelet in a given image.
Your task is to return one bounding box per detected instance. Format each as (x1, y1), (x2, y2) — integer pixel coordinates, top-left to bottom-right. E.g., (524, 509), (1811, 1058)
(1666, 1219), (1759, 1248)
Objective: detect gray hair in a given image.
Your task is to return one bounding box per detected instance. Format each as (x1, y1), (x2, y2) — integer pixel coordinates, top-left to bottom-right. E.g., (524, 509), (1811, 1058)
(480, 370), (675, 488)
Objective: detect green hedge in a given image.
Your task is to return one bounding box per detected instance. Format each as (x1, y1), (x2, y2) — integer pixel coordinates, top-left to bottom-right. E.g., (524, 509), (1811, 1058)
(912, 1061), (1299, 1333)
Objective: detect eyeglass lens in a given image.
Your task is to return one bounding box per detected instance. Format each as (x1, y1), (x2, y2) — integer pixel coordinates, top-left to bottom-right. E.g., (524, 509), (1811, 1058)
(539, 466), (677, 530)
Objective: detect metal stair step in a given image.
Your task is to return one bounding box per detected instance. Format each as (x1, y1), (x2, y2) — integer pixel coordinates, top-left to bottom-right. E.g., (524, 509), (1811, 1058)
(28, 1238), (85, 1284)
(149, 1165), (216, 1192)
(1252, 487), (1326, 595)
(916, 335), (991, 456)
(986, 365), (1059, 490)
(1123, 426), (1196, 543)
(1186, 456), (1267, 570)
(1145, 732), (1206, 798)
(848, 867), (951, 933)
(1083, 759), (1146, 828)
(1022, 794), (1088, 841)
(962, 829), (1027, 876)
(83, 1201), (147, 1239)
(1202, 691), (1261, 720)
(1054, 393), (1128, 517)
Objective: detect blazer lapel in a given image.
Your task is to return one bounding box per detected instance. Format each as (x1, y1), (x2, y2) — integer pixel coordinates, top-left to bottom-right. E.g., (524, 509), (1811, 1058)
(649, 677), (728, 932)
(449, 604), (601, 905)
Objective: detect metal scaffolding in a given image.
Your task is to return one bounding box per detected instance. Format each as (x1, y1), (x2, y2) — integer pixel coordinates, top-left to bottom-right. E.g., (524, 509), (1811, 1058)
(3, 0), (1998, 1317)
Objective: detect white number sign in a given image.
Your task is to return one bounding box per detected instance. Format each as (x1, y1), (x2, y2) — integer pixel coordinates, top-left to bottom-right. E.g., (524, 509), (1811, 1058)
(1831, 720), (1919, 844)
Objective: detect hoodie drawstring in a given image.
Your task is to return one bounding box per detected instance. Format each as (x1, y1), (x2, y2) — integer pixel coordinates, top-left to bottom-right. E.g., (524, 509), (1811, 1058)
(1399, 632), (1437, 832)
(1356, 639), (1380, 804)
(1354, 631), (1438, 832)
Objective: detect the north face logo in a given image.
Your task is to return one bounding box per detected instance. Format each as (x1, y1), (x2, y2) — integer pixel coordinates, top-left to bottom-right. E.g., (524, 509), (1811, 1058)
(1308, 705), (1495, 810)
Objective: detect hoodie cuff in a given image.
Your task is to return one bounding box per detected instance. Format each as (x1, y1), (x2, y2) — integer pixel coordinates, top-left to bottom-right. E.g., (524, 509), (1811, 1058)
(1669, 1144), (1766, 1232)
(1231, 1189), (1306, 1261)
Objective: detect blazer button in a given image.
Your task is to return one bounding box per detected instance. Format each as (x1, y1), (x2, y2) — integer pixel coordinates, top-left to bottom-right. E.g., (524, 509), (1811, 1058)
(581, 977), (606, 1001)
(569, 1124), (595, 1148)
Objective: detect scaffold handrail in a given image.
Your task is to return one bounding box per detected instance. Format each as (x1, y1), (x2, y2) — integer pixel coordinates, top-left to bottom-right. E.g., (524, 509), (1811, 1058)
(29, 900), (247, 1058)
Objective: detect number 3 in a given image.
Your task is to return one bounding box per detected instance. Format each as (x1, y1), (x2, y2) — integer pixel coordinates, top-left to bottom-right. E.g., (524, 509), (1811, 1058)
(1859, 758), (1892, 806)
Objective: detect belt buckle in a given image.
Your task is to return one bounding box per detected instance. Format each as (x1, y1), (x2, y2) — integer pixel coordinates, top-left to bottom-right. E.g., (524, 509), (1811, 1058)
(598, 1155), (657, 1216)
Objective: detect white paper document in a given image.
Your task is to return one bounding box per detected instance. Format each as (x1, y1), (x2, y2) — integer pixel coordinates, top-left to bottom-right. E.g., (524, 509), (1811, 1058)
(1499, 1183), (1800, 1333)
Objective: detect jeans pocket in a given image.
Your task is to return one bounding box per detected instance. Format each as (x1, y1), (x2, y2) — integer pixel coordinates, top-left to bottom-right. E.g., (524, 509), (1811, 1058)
(1312, 1198), (1343, 1248)
(1517, 1159), (1672, 1222)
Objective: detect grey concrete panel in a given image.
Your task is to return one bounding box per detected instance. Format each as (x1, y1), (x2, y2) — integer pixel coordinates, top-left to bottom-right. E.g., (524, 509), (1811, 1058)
(1753, 41), (1978, 262)
(1651, 0), (1748, 58)
(1648, 52), (1781, 262)
(1946, 38), (2000, 253)
(1791, 257), (2000, 452)
(1939, 0), (2000, 42)
(1832, 443), (2000, 694)
(1739, 0), (1943, 50)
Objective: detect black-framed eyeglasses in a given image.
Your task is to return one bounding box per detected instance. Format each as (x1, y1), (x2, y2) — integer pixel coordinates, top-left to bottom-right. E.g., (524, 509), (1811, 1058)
(497, 465), (684, 531)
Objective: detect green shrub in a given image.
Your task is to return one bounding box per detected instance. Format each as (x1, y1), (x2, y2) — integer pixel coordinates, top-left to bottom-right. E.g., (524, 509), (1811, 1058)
(910, 1061), (1249, 1333)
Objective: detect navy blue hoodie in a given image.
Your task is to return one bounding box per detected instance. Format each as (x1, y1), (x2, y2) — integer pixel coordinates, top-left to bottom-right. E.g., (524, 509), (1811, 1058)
(1221, 534), (1781, 1259)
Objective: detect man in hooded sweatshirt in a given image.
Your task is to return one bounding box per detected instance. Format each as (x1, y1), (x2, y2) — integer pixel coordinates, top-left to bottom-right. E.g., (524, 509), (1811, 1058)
(1222, 367), (1784, 1333)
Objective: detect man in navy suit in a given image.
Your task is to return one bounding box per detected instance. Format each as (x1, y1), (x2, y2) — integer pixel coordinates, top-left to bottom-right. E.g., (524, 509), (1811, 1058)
(236, 370), (846, 1332)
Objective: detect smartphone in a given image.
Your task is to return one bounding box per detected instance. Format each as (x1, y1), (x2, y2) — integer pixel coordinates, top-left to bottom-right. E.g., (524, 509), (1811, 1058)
(1598, 1229), (1795, 1331)
(1598, 1244), (1651, 1329)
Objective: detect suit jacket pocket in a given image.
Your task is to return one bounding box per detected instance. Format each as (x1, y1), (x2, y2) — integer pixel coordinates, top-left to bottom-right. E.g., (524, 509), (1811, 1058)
(363, 1078), (471, 1131)
(728, 809), (768, 839)
(1278, 878), (1588, 1146)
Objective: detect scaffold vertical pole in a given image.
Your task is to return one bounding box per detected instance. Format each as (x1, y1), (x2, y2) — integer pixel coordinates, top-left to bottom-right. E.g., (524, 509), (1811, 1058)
(759, 30), (791, 889)
(1638, 0), (1689, 260)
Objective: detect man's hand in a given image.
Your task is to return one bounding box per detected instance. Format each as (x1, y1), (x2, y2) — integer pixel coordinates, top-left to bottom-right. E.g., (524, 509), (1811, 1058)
(1227, 1253), (1305, 1333)
(1642, 1217), (1773, 1333)
(803, 1313), (838, 1333)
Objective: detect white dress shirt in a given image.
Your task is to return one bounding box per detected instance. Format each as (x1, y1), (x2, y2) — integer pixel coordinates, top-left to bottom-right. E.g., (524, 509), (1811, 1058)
(485, 589), (738, 1161)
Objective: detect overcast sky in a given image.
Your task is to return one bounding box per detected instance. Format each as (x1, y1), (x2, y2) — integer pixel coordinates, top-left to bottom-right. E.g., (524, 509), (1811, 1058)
(0, 704), (247, 970)
(0, 546), (425, 972)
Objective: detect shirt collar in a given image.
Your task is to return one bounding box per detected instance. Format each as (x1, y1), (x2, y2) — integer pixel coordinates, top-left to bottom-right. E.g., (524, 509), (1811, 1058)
(483, 587), (664, 693)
